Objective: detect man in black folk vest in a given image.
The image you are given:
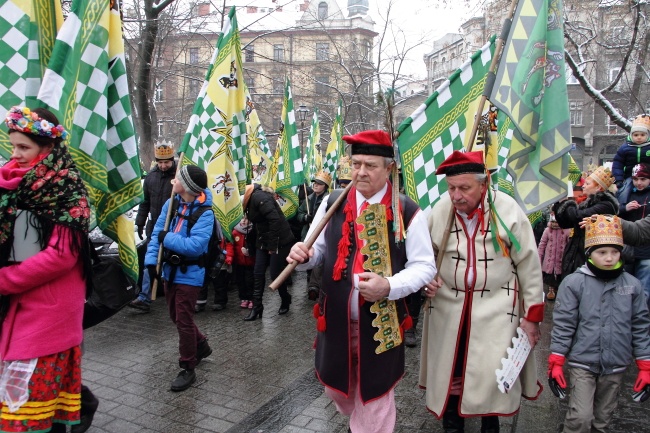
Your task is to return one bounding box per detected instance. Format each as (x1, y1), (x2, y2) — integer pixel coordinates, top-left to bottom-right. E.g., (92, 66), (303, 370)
(288, 130), (435, 433)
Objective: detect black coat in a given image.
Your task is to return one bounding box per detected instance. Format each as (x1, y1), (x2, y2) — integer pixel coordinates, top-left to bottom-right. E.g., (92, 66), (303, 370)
(135, 162), (177, 238)
(245, 184), (294, 252)
(554, 191), (619, 278)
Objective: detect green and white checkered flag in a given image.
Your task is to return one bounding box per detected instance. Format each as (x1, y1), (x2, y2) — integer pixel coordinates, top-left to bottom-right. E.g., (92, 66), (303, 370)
(303, 109), (320, 184)
(274, 77), (303, 190)
(37, 0), (143, 282)
(179, 7), (248, 240)
(0, 0), (62, 159)
(323, 99), (342, 182)
(398, 37), (496, 211)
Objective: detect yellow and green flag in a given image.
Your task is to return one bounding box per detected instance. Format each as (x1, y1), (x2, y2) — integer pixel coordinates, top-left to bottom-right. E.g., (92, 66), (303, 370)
(0, 0), (63, 158)
(37, 0), (142, 281)
(489, 0), (572, 214)
(179, 7), (248, 241)
(303, 109), (320, 184)
(323, 99), (343, 184)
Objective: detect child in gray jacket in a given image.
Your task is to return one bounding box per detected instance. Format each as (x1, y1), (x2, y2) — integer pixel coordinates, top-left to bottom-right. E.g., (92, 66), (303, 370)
(548, 215), (650, 433)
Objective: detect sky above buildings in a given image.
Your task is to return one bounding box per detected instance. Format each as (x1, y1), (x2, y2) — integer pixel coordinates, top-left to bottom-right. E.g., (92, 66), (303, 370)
(370, 0), (483, 78)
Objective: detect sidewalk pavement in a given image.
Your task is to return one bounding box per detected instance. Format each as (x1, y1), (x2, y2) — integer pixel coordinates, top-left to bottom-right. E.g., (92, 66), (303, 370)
(81, 273), (650, 432)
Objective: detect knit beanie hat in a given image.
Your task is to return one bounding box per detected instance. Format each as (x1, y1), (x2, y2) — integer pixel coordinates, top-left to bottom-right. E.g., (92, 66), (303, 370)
(177, 165), (207, 195)
(630, 115), (650, 135)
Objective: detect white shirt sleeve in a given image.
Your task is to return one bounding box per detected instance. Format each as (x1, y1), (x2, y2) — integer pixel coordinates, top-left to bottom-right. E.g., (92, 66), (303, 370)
(385, 209), (437, 300)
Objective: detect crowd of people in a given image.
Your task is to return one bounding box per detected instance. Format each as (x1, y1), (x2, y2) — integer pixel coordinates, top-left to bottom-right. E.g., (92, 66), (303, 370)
(2, 107), (650, 433)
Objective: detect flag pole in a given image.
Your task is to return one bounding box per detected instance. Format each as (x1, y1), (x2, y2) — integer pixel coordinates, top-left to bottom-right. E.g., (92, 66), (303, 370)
(422, 0), (520, 311)
(150, 152), (186, 300)
(269, 181), (353, 291)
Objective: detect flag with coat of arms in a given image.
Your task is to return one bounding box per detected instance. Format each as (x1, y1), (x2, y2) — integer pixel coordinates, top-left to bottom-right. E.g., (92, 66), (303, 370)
(179, 7), (248, 241)
(36, 0), (142, 282)
(246, 94), (274, 186)
(323, 99), (343, 183)
(0, 0), (63, 159)
(303, 109), (320, 185)
(489, 0), (572, 214)
(397, 37), (496, 212)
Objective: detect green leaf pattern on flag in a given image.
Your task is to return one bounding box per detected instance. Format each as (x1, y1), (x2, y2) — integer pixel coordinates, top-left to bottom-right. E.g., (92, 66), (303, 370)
(36, 0), (143, 282)
(179, 7), (249, 241)
(303, 109), (319, 184)
(397, 39), (495, 211)
(0, 0), (61, 159)
(489, 0), (572, 214)
(275, 78), (303, 190)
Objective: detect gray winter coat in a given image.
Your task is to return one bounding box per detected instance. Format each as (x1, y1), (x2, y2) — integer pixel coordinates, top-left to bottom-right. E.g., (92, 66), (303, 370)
(550, 265), (650, 375)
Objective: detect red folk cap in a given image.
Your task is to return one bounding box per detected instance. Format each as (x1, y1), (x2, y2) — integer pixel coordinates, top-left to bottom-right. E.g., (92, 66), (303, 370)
(436, 150), (485, 176)
(343, 130), (394, 158)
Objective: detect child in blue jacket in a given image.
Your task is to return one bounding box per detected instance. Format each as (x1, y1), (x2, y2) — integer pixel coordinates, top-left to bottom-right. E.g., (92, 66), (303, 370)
(145, 164), (214, 392)
(612, 114), (650, 193)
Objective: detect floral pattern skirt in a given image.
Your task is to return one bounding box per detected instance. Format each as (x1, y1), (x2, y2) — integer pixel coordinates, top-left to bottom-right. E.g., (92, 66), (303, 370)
(0, 346), (81, 432)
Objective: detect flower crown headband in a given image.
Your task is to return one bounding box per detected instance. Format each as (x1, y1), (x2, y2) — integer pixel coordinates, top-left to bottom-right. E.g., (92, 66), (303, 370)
(5, 106), (68, 140)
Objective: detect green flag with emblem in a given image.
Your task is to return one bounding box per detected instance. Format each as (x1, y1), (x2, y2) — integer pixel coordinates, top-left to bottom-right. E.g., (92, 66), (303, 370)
(323, 99), (342, 183)
(37, 0), (142, 282)
(179, 7), (248, 241)
(0, 0), (63, 159)
(489, 0), (572, 214)
(274, 78), (303, 190)
(303, 109), (320, 184)
(397, 38), (496, 211)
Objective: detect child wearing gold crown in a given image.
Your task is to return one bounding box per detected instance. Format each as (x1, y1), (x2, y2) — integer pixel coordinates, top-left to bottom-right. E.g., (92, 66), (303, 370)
(548, 215), (650, 431)
(612, 114), (650, 193)
(554, 166), (619, 283)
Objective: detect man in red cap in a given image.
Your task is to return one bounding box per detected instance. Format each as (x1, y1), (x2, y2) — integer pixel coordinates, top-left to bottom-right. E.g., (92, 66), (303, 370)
(288, 130), (436, 433)
(419, 150), (545, 433)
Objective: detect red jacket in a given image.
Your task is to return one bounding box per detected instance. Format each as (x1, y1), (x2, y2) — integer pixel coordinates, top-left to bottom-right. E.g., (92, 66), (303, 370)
(226, 228), (255, 266)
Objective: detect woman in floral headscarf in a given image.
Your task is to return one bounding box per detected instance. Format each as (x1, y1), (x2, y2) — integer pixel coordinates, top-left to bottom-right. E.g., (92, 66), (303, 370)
(0, 106), (91, 433)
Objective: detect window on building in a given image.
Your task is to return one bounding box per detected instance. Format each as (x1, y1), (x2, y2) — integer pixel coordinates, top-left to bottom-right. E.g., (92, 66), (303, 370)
(318, 2), (328, 20)
(316, 43), (329, 61)
(245, 76), (256, 94)
(189, 47), (199, 65)
(274, 44), (284, 62)
(566, 63), (584, 85)
(315, 76), (329, 94)
(189, 79), (200, 97)
(363, 40), (371, 61)
(245, 45), (254, 62)
(154, 84), (164, 102)
(157, 121), (164, 137)
(569, 101), (582, 126)
(609, 67), (621, 83)
(273, 78), (284, 94)
(607, 115), (620, 135)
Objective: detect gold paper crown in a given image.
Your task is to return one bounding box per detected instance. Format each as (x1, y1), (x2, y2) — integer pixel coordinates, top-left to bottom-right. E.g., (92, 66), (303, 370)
(154, 141), (174, 160)
(584, 214), (623, 251)
(631, 114), (650, 134)
(589, 166), (615, 190)
(337, 155), (352, 181)
(313, 170), (332, 188)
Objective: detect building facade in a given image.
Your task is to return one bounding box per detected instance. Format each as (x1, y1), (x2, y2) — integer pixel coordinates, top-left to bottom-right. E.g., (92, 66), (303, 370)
(128, 0), (378, 152)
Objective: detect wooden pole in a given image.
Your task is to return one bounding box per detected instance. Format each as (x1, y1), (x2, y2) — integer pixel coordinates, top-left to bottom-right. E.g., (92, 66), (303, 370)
(269, 182), (353, 291)
(150, 152), (185, 300)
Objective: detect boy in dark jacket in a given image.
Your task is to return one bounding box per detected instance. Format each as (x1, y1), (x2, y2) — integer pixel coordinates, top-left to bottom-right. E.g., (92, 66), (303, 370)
(548, 215), (650, 432)
(145, 165), (214, 392)
(612, 114), (650, 191)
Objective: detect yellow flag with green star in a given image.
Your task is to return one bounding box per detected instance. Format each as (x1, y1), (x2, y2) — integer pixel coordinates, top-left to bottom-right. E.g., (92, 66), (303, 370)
(179, 7), (247, 241)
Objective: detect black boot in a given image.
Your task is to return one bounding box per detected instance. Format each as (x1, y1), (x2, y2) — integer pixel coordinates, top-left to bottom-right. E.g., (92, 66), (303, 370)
(481, 416), (500, 433)
(49, 423), (66, 433)
(70, 385), (99, 433)
(442, 395), (464, 433)
(244, 276), (265, 321)
(170, 369), (196, 392)
(278, 287), (292, 315)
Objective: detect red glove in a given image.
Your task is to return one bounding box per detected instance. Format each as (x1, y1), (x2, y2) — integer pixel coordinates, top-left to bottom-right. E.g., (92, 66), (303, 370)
(225, 256), (233, 266)
(548, 354), (567, 389)
(634, 360), (650, 393)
